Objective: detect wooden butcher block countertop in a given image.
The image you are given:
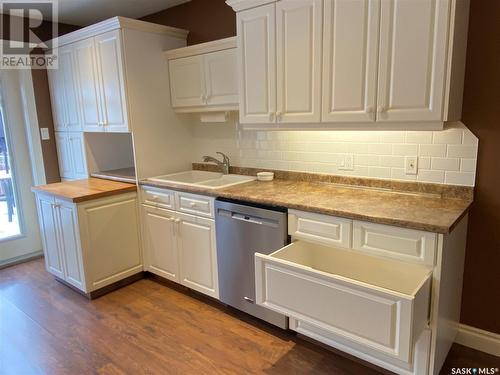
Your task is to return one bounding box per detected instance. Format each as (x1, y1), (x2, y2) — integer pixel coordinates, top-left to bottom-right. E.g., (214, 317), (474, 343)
(32, 178), (137, 203)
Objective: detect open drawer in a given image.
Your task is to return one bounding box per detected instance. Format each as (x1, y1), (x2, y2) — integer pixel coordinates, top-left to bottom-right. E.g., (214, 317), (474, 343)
(255, 241), (432, 363)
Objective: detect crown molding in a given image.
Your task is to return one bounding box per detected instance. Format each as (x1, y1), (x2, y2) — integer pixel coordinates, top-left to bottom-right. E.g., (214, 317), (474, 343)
(163, 37), (236, 60)
(49, 16), (188, 48)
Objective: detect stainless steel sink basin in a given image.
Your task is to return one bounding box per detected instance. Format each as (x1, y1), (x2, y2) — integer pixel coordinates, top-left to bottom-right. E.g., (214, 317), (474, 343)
(148, 170), (256, 189)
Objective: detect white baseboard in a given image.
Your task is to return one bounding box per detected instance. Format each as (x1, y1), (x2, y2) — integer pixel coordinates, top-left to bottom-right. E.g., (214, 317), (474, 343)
(455, 324), (500, 357)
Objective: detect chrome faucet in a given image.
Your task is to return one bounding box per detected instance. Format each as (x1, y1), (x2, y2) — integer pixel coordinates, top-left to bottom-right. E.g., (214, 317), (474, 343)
(202, 152), (230, 174)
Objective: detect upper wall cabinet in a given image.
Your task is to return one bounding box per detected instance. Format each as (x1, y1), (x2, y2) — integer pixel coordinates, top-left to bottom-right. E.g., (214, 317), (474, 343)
(48, 17), (189, 134)
(164, 37), (239, 113)
(48, 44), (81, 132)
(227, 0), (470, 130)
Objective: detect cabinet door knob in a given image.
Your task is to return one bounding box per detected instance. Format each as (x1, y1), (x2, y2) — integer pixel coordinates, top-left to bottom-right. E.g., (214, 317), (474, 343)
(366, 106), (374, 114)
(276, 111), (283, 121)
(269, 112), (275, 122)
(377, 106), (386, 113)
(175, 218), (181, 224)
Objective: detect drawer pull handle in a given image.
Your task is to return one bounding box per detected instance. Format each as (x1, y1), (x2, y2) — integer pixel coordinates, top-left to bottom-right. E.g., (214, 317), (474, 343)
(189, 202), (197, 207)
(243, 297), (254, 304)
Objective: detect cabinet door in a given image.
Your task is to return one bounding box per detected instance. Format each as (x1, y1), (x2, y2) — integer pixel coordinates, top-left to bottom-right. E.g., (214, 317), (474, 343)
(141, 205), (179, 282)
(59, 45), (81, 131)
(36, 194), (64, 279)
(237, 3), (276, 124)
(74, 37), (103, 132)
(169, 55), (206, 108)
(276, 0), (322, 123)
(47, 64), (66, 131)
(377, 0), (450, 122)
(204, 49), (239, 107)
(322, 0), (379, 122)
(177, 213), (219, 299)
(55, 132), (73, 179)
(57, 199), (85, 290)
(68, 133), (88, 180)
(94, 30), (129, 133)
(78, 193), (142, 292)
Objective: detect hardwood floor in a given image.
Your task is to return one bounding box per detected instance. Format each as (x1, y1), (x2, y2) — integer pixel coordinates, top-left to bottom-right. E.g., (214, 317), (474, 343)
(0, 259), (498, 375)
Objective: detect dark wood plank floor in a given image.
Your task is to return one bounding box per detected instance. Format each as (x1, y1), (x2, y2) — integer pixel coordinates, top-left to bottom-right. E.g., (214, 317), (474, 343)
(0, 259), (498, 375)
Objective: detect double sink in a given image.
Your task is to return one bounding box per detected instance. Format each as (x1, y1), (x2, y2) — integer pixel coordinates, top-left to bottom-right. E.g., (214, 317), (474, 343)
(147, 170), (255, 189)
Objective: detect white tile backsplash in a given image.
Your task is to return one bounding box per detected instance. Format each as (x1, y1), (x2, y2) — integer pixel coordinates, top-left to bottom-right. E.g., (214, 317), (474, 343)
(192, 120), (479, 187)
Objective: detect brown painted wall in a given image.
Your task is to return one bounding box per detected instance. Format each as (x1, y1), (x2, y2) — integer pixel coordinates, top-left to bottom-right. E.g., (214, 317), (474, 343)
(459, 0), (500, 334)
(141, 0), (235, 45)
(143, 0), (500, 334)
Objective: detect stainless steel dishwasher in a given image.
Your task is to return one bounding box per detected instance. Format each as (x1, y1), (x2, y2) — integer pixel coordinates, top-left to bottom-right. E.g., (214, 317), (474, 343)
(215, 198), (288, 329)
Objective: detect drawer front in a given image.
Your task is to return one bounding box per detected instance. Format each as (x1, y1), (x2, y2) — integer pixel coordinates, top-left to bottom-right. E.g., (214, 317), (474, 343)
(141, 187), (175, 210)
(176, 192), (215, 218)
(353, 221), (437, 265)
(255, 249), (431, 362)
(288, 210), (352, 248)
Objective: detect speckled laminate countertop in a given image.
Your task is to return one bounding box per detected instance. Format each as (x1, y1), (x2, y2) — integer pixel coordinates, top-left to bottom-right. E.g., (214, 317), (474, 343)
(140, 178), (471, 234)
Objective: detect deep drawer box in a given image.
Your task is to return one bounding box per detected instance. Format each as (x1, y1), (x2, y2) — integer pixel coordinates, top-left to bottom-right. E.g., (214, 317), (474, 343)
(255, 241), (432, 363)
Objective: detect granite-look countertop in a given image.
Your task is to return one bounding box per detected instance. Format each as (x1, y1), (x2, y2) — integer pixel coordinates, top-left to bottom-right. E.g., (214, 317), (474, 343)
(32, 178), (137, 203)
(140, 179), (472, 234)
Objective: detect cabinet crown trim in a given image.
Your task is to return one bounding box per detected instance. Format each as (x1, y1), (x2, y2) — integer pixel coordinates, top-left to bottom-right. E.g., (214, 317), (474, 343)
(50, 16), (189, 48)
(163, 37), (237, 60)
(226, 0), (277, 12)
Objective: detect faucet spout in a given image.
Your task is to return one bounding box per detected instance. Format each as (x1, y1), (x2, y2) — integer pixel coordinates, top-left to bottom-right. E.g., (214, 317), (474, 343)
(202, 152), (230, 174)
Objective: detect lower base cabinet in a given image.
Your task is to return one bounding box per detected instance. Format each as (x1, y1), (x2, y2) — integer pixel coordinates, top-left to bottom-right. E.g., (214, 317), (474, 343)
(35, 192), (142, 294)
(140, 189), (219, 299)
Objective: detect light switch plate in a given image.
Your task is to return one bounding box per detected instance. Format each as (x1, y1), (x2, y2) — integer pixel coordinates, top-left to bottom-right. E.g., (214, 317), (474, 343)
(405, 156), (418, 175)
(339, 154), (354, 171)
(40, 128), (50, 140)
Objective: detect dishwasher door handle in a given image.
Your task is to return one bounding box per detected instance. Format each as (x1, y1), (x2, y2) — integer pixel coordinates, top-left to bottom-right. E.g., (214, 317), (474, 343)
(231, 213), (264, 225)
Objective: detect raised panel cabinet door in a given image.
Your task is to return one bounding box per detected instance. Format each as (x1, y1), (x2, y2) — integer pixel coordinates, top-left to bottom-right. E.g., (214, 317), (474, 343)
(377, 0), (450, 122)
(141, 205), (179, 282)
(47, 63), (67, 131)
(74, 37), (103, 132)
(177, 214), (219, 299)
(78, 194), (142, 292)
(169, 55), (206, 108)
(204, 49), (239, 107)
(59, 45), (81, 131)
(36, 194), (64, 279)
(237, 3), (277, 124)
(322, 0), (379, 122)
(94, 30), (129, 133)
(56, 199), (85, 291)
(55, 132), (73, 179)
(68, 133), (88, 180)
(276, 0), (322, 123)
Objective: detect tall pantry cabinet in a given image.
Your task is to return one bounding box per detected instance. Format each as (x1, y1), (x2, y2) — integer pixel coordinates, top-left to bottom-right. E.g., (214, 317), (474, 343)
(47, 17), (192, 181)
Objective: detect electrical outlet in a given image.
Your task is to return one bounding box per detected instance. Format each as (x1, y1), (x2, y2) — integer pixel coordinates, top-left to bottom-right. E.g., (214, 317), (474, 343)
(405, 156), (418, 175)
(40, 128), (50, 140)
(339, 154), (354, 171)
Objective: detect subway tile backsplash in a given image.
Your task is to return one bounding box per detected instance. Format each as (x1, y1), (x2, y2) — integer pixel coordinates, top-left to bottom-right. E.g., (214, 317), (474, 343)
(236, 122), (479, 186)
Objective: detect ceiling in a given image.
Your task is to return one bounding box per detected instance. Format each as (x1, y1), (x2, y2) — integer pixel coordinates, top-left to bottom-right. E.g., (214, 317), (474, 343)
(44, 0), (191, 26)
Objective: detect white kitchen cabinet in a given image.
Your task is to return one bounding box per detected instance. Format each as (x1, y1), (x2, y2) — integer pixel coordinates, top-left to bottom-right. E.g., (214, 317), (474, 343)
(169, 55), (206, 108)
(48, 44), (81, 131)
(276, 0), (322, 123)
(376, 0), (451, 123)
(73, 37), (102, 132)
(236, 3), (276, 123)
(55, 132), (88, 180)
(35, 191), (142, 295)
(322, 0), (379, 122)
(228, 0), (470, 129)
(140, 187), (219, 299)
(165, 38), (239, 112)
(141, 205), (179, 282)
(94, 30), (129, 132)
(177, 212), (218, 298)
(37, 194), (65, 279)
(74, 31), (129, 133)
